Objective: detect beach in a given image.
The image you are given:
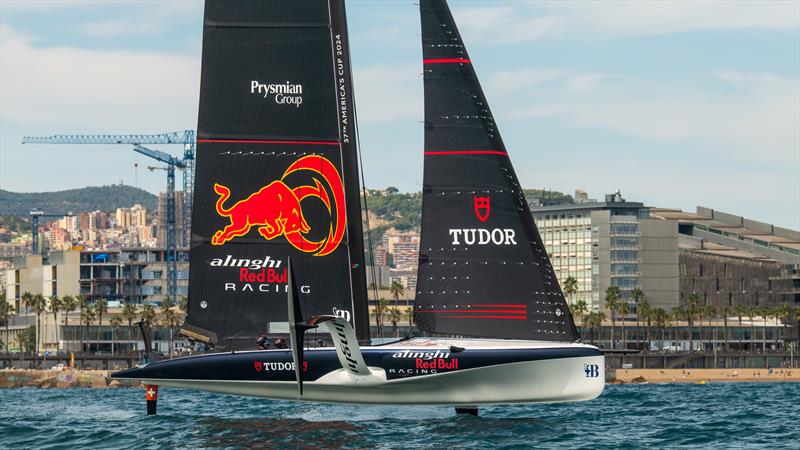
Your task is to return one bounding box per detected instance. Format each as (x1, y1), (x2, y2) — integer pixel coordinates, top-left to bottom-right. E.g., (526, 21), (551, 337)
(613, 368), (800, 384)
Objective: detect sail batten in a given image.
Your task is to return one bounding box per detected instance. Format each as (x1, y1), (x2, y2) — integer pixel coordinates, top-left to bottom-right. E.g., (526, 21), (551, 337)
(183, 0), (368, 349)
(414, 0), (579, 342)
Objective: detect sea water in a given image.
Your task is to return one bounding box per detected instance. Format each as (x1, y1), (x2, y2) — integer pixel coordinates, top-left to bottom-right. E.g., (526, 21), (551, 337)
(1, 383), (797, 449)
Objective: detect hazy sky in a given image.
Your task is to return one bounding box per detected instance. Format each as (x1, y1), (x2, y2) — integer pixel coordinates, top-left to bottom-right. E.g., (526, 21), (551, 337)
(1, 1), (798, 229)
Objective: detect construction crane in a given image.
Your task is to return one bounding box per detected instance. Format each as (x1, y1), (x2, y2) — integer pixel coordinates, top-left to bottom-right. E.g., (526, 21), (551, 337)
(134, 145), (186, 303)
(29, 209), (74, 254)
(21, 130), (196, 247)
(22, 130), (195, 303)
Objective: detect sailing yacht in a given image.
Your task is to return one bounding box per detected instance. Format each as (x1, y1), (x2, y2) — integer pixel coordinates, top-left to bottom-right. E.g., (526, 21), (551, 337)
(112, 0), (604, 411)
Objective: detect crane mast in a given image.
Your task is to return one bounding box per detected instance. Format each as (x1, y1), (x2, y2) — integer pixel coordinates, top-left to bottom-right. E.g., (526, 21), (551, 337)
(22, 130), (196, 303)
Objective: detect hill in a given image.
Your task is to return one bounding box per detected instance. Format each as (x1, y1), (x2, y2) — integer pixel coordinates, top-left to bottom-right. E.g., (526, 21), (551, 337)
(0, 185), (158, 216)
(362, 187), (572, 244)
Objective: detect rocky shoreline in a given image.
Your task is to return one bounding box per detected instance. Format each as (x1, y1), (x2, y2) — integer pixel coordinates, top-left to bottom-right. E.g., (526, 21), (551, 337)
(0, 369), (141, 389)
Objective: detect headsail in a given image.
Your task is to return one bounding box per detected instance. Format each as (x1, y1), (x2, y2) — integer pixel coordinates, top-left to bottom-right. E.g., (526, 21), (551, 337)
(182, 0), (369, 349)
(414, 0), (579, 342)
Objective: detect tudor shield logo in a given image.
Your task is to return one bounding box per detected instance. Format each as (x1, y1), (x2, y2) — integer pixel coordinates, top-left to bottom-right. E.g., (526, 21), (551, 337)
(254, 361), (263, 372)
(474, 196), (490, 222)
(211, 155), (346, 256)
(448, 195), (517, 246)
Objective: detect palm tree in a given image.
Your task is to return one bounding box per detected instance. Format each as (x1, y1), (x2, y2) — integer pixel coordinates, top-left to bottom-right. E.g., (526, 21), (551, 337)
(775, 303), (791, 350)
(140, 303), (156, 324)
(20, 292), (33, 314)
(388, 307), (402, 337)
(618, 301), (630, 352)
(630, 287), (644, 348)
(139, 304), (157, 352)
(160, 297), (178, 358)
(76, 295), (88, 352)
(684, 293), (700, 351)
(81, 304), (96, 353)
(373, 298), (389, 338)
(121, 302), (138, 343)
(570, 299), (589, 339)
(639, 299), (652, 351)
(0, 301), (14, 351)
(746, 305), (757, 354)
(109, 316), (122, 356)
(720, 305), (731, 351)
(760, 306), (770, 353)
(704, 304), (717, 352)
(389, 280), (404, 309)
(405, 306), (413, 328)
(30, 294), (46, 354)
(178, 296), (189, 313)
(48, 295), (61, 352)
(585, 311), (605, 344)
(653, 308), (669, 351)
(604, 287), (621, 350)
(735, 304), (746, 351)
(94, 298), (108, 352)
(670, 306), (684, 347)
(563, 276), (578, 304)
(60, 295), (77, 352)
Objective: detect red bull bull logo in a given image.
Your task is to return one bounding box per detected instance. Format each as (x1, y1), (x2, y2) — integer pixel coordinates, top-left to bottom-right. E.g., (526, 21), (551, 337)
(211, 155), (346, 257)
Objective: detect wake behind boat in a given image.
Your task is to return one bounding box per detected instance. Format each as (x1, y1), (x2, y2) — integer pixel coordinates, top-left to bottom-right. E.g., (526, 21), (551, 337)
(112, 0), (605, 414)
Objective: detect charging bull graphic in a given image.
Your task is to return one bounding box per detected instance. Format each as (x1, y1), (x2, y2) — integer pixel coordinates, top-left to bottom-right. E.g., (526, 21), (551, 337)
(211, 155), (346, 257)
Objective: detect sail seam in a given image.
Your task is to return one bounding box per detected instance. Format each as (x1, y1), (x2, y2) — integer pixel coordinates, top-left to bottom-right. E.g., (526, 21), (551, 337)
(424, 150), (507, 156)
(197, 139), (338, 145)
(423, 58), (471, 64)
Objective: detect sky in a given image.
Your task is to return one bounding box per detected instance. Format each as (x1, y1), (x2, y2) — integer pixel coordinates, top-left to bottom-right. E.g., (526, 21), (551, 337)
(0, 0), (798, 229)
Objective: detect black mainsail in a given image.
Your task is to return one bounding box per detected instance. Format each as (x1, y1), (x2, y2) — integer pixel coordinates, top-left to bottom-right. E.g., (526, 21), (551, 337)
(182, 0), (369, 349)
(414, 0), (579, 342)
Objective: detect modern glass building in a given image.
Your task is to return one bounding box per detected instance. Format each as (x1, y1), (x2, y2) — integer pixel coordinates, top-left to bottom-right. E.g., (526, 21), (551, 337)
(532, 191), (680, 312)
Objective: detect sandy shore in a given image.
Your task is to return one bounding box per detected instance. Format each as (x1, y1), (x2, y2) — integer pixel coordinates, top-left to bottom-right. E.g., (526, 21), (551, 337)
(614, 368), (800, 384)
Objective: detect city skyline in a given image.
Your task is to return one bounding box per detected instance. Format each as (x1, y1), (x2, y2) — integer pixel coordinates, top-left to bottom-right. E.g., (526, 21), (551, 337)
(1, 1), (798, 229)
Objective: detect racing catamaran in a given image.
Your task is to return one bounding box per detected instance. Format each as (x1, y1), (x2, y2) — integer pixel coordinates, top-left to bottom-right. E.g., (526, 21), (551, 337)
(112, 0), (604, 414)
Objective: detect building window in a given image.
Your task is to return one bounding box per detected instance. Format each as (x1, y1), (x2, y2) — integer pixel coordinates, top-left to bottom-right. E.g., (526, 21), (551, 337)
(716, 278), (720, 292)
(611, 250), (638, 261)
(740, 277), (745, 293)
(610, 224), (638, 235)
(699, 264), (704, 277)
(728, 293), (732, 306)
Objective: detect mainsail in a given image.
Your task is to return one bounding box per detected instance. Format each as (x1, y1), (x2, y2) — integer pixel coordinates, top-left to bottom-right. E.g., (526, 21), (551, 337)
(182, 0), (369, 349)
(414, 0), (579, 342)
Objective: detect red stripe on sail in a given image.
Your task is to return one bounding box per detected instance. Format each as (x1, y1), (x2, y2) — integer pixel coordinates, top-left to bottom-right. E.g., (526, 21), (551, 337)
(198, 139), (339, 146)
(424, 150), (507, 156)
(428, 309), (527, 314)
(423, 58), (471, 64)
(442, 315), (527, 320)
(467, 304), (526, 308)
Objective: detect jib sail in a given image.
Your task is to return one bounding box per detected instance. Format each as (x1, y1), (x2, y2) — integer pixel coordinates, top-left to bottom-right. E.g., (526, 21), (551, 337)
(182, 0), (369, 349)
(413, 0), (579, 342)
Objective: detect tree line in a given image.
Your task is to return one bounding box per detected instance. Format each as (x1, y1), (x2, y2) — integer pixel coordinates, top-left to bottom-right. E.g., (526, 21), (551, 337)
(563, 276), (799, 353)
(0, 292), (186, 358)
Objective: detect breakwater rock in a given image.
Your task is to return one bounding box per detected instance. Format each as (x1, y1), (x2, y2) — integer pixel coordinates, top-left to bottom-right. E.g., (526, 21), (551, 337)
(0, 369), (140, 389)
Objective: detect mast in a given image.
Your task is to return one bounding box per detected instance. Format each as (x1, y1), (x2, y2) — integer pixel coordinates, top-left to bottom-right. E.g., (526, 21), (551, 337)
(414, 0), (579, 341)
(182, 0), (369, 349)
(329, 1), (370, 343)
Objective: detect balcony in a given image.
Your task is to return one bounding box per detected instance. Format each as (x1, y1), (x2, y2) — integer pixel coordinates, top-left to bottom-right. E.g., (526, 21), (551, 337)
(611, 272), (640, 277)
